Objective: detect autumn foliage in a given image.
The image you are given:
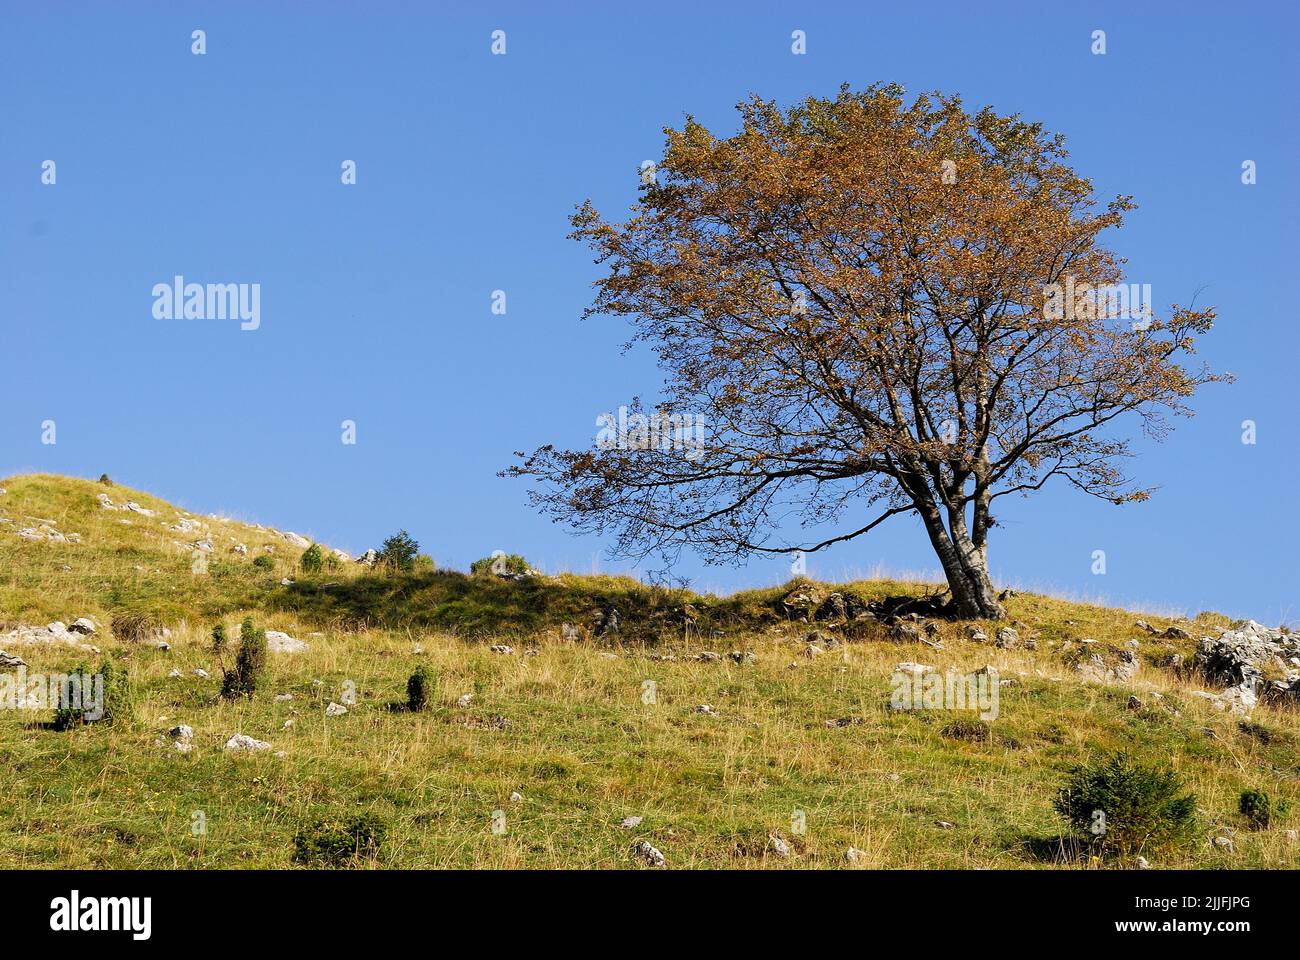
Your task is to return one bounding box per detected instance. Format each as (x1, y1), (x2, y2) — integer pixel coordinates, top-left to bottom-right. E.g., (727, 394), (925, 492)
(511, 84), (1227, 619)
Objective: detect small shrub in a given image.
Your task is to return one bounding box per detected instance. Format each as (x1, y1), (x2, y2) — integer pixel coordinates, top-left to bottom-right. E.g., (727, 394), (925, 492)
(407, 665), (434, 712)
(211, 624), (227, 656)
(252, 555), (275, 571)
(299, 544), (324, 574)
(1239, 788), (1288, 830)
(293, 813), (387, 866)
(378, 530), (419, 572)
(111, 611), (159, 645)
(52, 659), (130, 730)
(470, 552), (530, 576)
(414, 554), (436, 573)
(220, 617), (267, 701)
(1054, 752), (1197, 857)
(98, 473), (113, 486)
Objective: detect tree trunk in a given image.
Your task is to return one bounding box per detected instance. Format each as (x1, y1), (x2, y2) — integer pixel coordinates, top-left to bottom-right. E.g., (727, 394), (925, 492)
(916, 503), (1006, 620)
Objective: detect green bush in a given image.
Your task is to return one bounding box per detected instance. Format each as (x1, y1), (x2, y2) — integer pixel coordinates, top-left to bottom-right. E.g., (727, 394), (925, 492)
(293, 813), (387, 866)
(1240, 788), (1288, 830)
(378, 530), (419, 572)
(252, 555), (275, 571)
(407, 665), (434, 712)
(98, 473), (113, 486)
(1054, 752), (1197, 857)
(52, 659), (130, 730)
(300, 544), (324, 574)
(220, 617), (267, 701)
(211, 623), (227, 657)
(470, 552), (530, 576)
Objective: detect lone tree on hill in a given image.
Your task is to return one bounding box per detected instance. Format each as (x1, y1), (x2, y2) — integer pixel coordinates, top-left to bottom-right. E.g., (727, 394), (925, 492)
(510, 84), (1226, 620)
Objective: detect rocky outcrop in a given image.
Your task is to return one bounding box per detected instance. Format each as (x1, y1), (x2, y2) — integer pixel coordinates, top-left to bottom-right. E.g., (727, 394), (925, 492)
(1187, 620), (1300, 712)
(1, 622), (100, 653)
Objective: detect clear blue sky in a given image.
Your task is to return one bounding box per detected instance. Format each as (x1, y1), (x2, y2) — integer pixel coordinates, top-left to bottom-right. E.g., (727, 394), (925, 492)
(3, 2), (1297, 623)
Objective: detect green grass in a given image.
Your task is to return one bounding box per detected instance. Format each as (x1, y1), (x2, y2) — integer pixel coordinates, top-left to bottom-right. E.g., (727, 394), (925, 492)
(0, 473), (1296, 869)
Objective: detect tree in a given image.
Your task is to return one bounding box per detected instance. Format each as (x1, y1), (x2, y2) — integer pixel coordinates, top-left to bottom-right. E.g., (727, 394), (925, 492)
(377, 530), (419, 572)
(299, 543), (324, 574)
(509, 84), (1227, 619)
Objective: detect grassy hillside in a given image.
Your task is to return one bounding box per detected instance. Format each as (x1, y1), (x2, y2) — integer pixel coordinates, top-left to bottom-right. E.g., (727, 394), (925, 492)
(0, 473), (1295, 868)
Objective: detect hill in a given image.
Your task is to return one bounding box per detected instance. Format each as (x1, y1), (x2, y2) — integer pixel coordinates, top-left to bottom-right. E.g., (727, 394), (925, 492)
(0, 473), (1295, 868)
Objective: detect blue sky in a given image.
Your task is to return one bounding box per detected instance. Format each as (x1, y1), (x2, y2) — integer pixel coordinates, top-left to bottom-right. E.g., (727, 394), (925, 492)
(3, 2), (1297, 623)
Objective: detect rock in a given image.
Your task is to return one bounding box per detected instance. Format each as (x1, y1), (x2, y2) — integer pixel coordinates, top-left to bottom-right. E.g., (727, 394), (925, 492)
(0, 623), (98, 653)
(560, 622), (581, 641)
(998, 589), (1016, 601)
(779, 585), (821, 621)
(331, 548), (351, 563)
(193, 668), (209, 679)
(224, 734), (270, 753)
(325, 702), (348, 717)
(965, 626), (989, 643)
(1074, 650), (1139, 685)
(1155, 652), (1185, 671)
(1135, 856), (1151, 870)
(0, 651), (27, 668)
(844, 847), (864, 863)
(169, 724), (193, 743)
(167, 668), (182, 678)
(1125, 639), (1140, 649)
(728, 650), (756, 665)
(274, 693), (293, 702)
(1213, 836), (1235, 853)
(632, 840), (665, 867)
(282, 531), (311, 549)
(357, 549), (379, 566)
(695, 651), (722, 662)
(279, 578), (294, 587)
(768, 835), (792, 858)
(994, 627), (1019, 649)
(889, 621), (925, 643)
(156, 641), (170, 651)
(1161, 625), (1192, 641)
(620, 816), (644, 829)
(509, 791), (524, 803)
(1219, 681), (1257, 716)
(1115, 649), (1139, 681)
(894, 661), (932, 677)
(489, 644), (515, 655)
(593, 607), (621, 638)
(265, 630), (309, 654)
(1127, 695), (1144, 711)
(456, 693), (474, 708)
(1194, 620), (1299, 689)
(282, 719), (294, 729)
(694, 704), (718, 716)
(68, 617), (96, 635)
(934, 820), (955, 829)
(232, 543), (248, 556)
(802, 643), (824, 658)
